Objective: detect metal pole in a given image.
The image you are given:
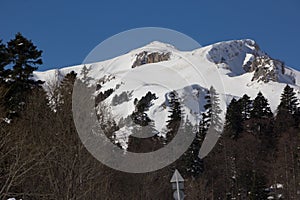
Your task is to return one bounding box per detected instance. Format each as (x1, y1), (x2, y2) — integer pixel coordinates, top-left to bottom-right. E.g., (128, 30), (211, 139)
(176, 171), (180, 200)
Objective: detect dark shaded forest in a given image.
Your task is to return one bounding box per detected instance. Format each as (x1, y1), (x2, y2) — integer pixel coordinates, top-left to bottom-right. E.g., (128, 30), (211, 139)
(0, 34), (299, 200)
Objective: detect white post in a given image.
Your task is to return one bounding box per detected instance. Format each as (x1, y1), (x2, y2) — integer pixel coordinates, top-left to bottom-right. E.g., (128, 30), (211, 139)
(171, 169), (184, 200)
(176, 172), (180, 200)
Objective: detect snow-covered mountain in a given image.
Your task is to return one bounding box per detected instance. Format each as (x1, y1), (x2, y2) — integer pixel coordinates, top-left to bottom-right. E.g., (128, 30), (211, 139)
(33, 39), (300, 148)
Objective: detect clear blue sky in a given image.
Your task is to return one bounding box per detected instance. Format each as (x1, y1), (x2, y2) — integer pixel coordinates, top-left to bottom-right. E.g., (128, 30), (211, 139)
(1, 0), (300, 71)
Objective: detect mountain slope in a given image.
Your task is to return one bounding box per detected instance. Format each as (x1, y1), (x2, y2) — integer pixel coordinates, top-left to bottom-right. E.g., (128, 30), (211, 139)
(33, 39), (300, 148)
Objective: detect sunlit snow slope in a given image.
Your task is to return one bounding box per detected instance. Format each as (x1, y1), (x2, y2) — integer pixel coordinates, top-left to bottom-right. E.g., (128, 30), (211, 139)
(33, 39), (300, 147)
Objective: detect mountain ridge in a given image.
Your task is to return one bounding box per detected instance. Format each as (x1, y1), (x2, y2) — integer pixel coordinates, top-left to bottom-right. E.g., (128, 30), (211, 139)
(32, 39), (300, 148)
(33, 39), (300, 111)
(34, 39), (299, 84)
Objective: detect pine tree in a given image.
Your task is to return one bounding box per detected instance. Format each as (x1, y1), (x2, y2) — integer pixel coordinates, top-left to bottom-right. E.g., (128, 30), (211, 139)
(278, 85), (299, 115)
(198, 117), (207, 142)
(239, 94), (252, 121)
(209, 86), (222, 132)
(0, 40), (9, 80)
(224, 98), (243, 139)
(249, 92), (275, 148)
(184, 86), (222, 178)
(53, 71), (78, 143)
(166, 91), (182, 140)
(131, 91), (157, 126)
(80, 65), (93, 84)
(275, 85), (299, 133)
(183, 117), (204, 178)
(60, 71), (77, 99)
(57, 71), (77, 113)
(202, 89), (212, 128)
(201, 87), (222, 130)
(167, 91), (182, 123)
(6, 33), (42, 82)
(250, 92), (273, 119)
(1, 34), (43, 118)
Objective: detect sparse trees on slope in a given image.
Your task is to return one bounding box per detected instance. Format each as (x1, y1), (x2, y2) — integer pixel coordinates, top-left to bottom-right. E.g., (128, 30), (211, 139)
(43, 71), (111, 199)
(80, 65), (93, 84)
(131, 91), (157, 126)
(184, 86), (222, 178)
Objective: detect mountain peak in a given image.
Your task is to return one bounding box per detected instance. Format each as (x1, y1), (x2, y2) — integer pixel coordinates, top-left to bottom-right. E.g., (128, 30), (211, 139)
(212, 39), (259, 49)
(144, 41), (177, 50)
(130, 41), (178, 54)
(205, 39), (296, 84)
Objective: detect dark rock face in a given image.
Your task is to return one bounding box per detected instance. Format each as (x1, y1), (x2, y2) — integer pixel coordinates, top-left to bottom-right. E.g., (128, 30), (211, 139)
(132, 51), (170, 68)
(207, 39), (291, 83)
(208, 39), (262, 66)
(207, 39), (266, 76)
(243, 56), (286, 83)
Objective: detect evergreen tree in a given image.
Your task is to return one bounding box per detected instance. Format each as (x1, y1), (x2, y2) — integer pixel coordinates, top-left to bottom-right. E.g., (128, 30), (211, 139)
(6, 33), (42, 82)
(53, 71), (78, 143)
(208, 86), (222, 132)
(239, 94), (252, 121)
(202, 89), (212, 128)
(80, 65), (93, 84)
(250, 92), (273, 119)
(167, 91), (182, 123)
(278, 85), (299, 115)
(0, 40), (9, 80)
(166, 91), (182, 140)
(131, 91), (157, 126)
(224, 98), (243, 139)
(198, 117), (207, 142)
(183, 117), (204, 178)
(275, 85), (299, 133)
(224, 94), (252, 139)
(57, 71), (77, 113)
(127, 120), (160, 153)
(184, 86), (222, 178)
(201, 87), (222, 129)
(0, 34), (43, 118)
(248, 92), (275, 148)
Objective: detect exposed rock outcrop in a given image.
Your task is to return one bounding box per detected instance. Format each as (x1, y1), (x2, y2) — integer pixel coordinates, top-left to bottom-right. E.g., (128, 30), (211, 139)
(207, 39), (294, 83)
(244, 56), (285, 83)
(132, 51), (170, 68)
